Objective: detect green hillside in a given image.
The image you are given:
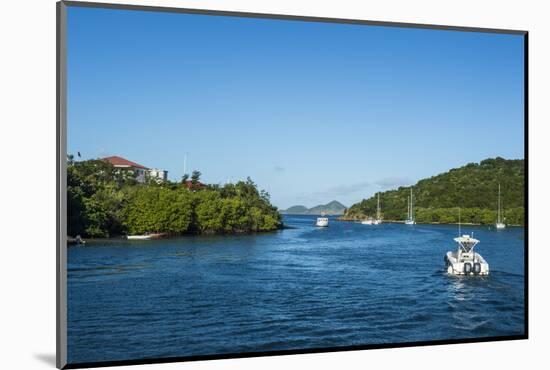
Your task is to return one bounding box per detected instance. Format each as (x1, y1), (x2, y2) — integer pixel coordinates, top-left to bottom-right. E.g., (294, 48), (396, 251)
(282, 201), (347, 215)
(282, 205), (309, 214)
(308, 201), (347, 215)
(343, 157), (525, 225)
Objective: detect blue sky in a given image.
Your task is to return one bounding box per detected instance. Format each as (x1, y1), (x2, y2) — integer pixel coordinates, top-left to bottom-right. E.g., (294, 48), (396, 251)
(67, 6), (525, 209)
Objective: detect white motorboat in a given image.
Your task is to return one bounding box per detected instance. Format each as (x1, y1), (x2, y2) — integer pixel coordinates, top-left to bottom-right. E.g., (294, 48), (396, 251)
(361, 219), (374, 225)
(127, 235), (153, 240)
(126, 233), (166, 240)
(316, 217), (329, 227)
(444, 234), (489, 276)
(405, 187), (416, 224)
(496, 183), (506, 229)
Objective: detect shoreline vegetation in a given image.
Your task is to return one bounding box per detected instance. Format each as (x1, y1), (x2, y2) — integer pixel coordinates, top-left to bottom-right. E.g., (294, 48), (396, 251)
(68, 156), (525, 243)
(67, 156), (282, 240)
(335, 217), (524, 227)
(342, 158), (525, 226)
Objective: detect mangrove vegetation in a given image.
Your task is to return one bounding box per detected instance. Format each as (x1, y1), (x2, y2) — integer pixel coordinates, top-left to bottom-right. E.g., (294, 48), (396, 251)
(67, 156), (282, 238)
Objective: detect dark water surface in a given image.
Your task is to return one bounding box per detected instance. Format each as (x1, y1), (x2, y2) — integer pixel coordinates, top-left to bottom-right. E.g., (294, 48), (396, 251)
(67, 215), (525, 364)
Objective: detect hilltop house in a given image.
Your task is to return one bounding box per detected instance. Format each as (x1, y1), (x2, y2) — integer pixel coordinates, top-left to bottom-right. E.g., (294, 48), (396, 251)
(182, 180), (205, 190)
(102, 156), (168, 183)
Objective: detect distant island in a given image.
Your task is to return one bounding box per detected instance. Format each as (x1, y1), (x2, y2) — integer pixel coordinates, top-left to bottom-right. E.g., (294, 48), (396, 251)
(342, 157), (524, 225)
(282, 201), (347, 215)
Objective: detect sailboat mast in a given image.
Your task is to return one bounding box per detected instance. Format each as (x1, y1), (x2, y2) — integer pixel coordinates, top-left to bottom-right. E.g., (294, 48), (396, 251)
(377, 193), (380, 219)
(498, 183), (501, 223)
(407, 195), (410, 219)
(410, 188), (414, 220)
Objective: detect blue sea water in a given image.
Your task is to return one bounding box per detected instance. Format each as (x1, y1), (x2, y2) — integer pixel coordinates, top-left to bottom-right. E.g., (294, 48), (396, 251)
(67, 215), (525, 364)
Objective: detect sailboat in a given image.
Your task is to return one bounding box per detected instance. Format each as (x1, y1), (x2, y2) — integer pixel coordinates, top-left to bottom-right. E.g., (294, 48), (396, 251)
(362, 193), (382, 225)
(405, 188), (415, 225)
(496, 183), (506, 229)
(373, 193), (382, 225)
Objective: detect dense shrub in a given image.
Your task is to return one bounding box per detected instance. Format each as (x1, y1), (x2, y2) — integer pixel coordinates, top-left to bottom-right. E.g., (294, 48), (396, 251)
(67, 157), (282, 237)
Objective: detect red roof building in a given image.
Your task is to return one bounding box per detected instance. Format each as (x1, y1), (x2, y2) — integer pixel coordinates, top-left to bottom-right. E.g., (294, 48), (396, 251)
(101, 156), (168, 183)
(182, 180), (205, 189)
(102, 156), (148, 170)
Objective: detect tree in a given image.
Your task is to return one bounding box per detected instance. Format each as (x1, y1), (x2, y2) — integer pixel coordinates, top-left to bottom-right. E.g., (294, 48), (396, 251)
(191, 170), (201, 184)
(343, 158), (524, 225)
(67, 154), (282, 237)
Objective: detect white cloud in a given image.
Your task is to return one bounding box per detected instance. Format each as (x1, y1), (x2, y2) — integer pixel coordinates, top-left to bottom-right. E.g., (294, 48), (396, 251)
(375, 177), (412, 190)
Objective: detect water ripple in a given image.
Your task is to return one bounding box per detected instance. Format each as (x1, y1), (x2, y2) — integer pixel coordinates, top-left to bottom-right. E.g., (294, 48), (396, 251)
(67, 215), (525, 364)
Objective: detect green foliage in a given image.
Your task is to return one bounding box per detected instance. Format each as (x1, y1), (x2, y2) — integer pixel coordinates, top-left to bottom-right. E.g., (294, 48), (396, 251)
(122, 186), (193, 234)
(191, 170), (201, 183)
(344, 157), (525, 225)
(67, 156), (282, 238)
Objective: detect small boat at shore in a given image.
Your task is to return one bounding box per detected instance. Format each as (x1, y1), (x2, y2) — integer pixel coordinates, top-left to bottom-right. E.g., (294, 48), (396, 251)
(126, 233), (167, 240)
(67, 235), (85, 245)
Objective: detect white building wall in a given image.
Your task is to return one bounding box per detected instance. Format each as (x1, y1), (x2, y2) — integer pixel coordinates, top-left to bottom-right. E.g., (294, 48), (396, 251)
(148, 168), (168, 182)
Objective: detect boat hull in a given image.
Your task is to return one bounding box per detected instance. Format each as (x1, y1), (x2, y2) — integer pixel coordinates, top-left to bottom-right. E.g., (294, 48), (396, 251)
(445, 251), (489, 276)
(127, 233), (167, 240)
(127, 235), (153, 240)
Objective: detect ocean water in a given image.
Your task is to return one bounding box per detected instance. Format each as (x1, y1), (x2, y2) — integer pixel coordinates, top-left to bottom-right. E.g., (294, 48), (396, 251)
(67, 215), (525, 364)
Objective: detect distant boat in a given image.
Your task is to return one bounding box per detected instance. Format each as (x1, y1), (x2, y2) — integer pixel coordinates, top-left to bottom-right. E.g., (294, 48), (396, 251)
(374, 193), (382, 225)
(405, 188), (416, 225)
(126, 233), (167, 240)
(361, 194), (382, 225)
(496, 183), (506, 229)
(67, 235), (85, 245)
(127, 235), (153, 240)
(316, 217), (329, 227)
(316, 212), (329, 227)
